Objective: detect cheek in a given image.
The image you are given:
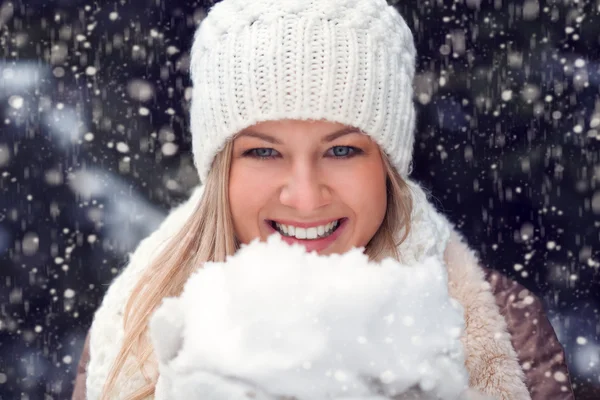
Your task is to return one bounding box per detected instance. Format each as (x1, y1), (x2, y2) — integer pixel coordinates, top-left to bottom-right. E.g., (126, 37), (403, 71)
(329, 160), (387, 239)
(229, 163), (278, 242)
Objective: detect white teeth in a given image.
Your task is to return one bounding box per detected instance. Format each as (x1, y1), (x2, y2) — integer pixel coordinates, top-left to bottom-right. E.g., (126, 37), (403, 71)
(274, 220), (340, 240)
(296, 227), (307, 239)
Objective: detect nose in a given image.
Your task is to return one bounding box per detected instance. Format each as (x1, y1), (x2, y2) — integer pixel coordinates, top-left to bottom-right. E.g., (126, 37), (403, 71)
(279, 160), (331, 212)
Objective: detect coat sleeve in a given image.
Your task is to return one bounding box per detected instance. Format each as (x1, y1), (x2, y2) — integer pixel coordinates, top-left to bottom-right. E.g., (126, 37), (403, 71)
(72, 330), (91, 400)
(484, 268), (575, 400)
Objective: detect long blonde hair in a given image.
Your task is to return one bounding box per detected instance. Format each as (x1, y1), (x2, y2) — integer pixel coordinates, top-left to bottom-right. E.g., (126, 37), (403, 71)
(100, 141), (413, 399)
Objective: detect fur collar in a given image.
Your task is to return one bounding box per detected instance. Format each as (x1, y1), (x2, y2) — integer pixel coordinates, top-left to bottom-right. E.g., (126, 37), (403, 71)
(86, 181), (530, 399)
(444, 229), (530, 399)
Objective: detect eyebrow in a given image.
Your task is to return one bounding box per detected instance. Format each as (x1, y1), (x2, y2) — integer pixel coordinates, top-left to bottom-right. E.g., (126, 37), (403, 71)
(238, 127), (362, 144)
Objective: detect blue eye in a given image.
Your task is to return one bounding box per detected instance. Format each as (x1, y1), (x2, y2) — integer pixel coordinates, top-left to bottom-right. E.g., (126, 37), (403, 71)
(328, 146), (360, 158)
(244, 148), (279, 159)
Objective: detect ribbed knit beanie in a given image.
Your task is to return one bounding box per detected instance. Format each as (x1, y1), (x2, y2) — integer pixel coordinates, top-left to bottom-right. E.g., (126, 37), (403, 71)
(189, 0), (417, 182)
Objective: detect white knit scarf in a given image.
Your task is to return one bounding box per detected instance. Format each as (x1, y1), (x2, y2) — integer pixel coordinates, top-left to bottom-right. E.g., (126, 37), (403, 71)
(86, 181), (530, 400)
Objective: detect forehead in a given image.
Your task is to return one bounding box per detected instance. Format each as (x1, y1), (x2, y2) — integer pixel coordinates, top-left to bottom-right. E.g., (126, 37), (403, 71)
(235, 120), (370, 146)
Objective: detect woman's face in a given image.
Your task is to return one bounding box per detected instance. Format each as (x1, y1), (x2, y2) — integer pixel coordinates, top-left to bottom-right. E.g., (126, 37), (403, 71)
(229, 119), (387, 255)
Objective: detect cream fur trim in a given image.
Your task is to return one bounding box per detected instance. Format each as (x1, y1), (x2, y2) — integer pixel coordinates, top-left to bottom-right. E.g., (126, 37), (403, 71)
(444, 228), (531, 400)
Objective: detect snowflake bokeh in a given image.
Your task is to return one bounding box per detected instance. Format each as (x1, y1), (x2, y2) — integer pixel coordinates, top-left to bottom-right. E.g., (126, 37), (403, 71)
(0, 0), (598, 398)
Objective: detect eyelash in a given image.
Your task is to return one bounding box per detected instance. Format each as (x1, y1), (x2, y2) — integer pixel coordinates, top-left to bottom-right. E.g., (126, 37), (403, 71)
(243, 146), (363, 160)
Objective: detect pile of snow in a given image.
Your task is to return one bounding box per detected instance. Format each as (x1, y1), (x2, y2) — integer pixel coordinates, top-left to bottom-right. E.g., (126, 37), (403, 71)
(149, 235), (472, 400)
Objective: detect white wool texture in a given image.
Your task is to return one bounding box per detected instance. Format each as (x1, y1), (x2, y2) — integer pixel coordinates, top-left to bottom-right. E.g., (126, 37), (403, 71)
(149, 235), (471, 400)
(189, 0), (417, 181)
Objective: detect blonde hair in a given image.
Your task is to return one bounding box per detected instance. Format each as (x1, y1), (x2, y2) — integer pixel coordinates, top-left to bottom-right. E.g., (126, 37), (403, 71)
(100, 142), (413, 399)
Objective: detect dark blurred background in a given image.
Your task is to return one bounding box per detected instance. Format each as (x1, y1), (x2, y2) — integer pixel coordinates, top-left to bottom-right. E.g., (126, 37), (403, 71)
(0, 0), (598, 398)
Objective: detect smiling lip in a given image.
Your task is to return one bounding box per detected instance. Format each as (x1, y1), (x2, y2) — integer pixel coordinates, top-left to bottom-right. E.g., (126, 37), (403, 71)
(265, 218), (347, 253)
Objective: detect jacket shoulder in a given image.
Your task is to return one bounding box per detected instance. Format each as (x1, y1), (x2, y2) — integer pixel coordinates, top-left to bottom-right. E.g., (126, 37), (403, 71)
(483, 267), (575, 400)
(71, 331), (90, 400)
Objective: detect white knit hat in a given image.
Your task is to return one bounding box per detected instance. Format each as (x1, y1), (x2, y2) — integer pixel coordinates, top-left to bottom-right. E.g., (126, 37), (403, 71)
(189, 0), (417, 182)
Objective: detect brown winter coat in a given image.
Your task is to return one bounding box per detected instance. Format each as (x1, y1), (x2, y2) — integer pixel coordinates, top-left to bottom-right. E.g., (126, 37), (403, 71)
(72, 245), (575, 400)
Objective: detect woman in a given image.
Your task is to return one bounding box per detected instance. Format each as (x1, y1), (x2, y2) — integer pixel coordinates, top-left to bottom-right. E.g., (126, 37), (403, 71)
(72, 0), (575, 399)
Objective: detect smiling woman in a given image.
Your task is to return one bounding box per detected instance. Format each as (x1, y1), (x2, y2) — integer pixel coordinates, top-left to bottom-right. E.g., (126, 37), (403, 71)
(73, 0), (574, 399)
(230, 120), (396, 256)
